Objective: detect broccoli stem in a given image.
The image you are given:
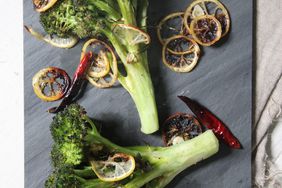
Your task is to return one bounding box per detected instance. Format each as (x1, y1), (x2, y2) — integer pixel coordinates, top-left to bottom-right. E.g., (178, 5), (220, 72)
(74, 167), (96, 178)
(115, 1), (157, 134)
(125, 130), (219, 187)
(125, 167), (163, 188)
(136, 0), (149, 29)
(145, 172), (178, 188)
(87, 0), (121, 21)
(89, 133), (140, 156)
(101, 25), (159, 134)
(47, 104), (219, 188)
(83, 179), (114, 188)
(117, 0), (137, 25)
(120, 62), (158, 134)
(88, 129), (218, 188)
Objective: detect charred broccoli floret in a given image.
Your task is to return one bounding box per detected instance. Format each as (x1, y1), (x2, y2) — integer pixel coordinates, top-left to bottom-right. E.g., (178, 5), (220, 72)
(46, 104), (219, 188)
(39, 0), (159, 134)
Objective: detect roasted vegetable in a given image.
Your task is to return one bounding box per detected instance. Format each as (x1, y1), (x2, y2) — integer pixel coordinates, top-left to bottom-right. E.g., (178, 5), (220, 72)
(49, 52), (93, 113)
(32, 67), (70, 102)
(39, 0), (158, 133)
(24, 26), (78, 48)
(183, 0), (230, 46)
(178, 96), (242, 149)
(33, 0), (58, 12)
(46, 103), (219, 188)
(162, 35), (200, 72)
(162, 113), (203, 146)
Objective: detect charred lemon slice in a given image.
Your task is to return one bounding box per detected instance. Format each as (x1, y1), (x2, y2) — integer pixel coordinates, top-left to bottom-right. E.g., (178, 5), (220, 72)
(162, 35), (200, 72)
(190, 15), (222, 46)
(82, 39), (118, 88)
(33, 0), (58, 12)
(113, 24), (150, 46)
(157, 12), (190, 45)
(162, 113), (202, 146)
(88, 51), (110, 78)
(192, 4), (206, 18)
(24, 26), (78, 49)
(91, 153), (135, 182)
(32, 67), (70, 102)
(184, 0), (230, 38)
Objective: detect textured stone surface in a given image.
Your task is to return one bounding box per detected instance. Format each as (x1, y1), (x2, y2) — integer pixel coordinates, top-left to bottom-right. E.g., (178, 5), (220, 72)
(24, 0), (252, 187)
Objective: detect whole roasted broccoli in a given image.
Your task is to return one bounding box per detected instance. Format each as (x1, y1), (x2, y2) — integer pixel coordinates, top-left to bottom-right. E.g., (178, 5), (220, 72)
(39, 0), (159, 134)
(46, 104), (219, 188)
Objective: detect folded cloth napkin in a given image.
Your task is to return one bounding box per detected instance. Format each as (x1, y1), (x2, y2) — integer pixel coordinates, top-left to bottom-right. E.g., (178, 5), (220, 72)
(253, 0), (282, 187)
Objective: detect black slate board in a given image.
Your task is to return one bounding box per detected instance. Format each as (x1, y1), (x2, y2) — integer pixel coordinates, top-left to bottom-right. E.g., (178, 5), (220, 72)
(24, 0), (252, 187)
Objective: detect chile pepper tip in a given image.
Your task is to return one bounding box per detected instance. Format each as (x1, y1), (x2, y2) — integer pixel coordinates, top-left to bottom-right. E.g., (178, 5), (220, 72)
(178, 95), (194, 104)
(231, 141), (243, 149)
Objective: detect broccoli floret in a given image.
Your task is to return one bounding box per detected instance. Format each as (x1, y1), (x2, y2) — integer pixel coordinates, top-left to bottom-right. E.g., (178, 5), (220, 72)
(50, 104), (88, 167)
(38, 0), (160, 134)
(46, 104), (219, 188)
(45, 165), (110, 188)
(51, 143), (83, 167)
(40, 0), (99, 38)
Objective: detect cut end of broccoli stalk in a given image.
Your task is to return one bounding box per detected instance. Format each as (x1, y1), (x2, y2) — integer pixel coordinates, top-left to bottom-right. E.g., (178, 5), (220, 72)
(160, 130), (219, 171)
(124, 130), (219, 188)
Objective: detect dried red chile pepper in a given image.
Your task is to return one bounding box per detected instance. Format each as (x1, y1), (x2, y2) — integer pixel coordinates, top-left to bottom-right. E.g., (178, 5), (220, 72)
(48, 52), (93, 113)
(178, 96), (242, 149)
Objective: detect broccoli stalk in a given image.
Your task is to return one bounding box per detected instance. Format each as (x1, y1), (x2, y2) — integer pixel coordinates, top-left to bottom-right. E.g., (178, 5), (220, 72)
(46, 104), (219, 188)
(40, 0), (158, 134)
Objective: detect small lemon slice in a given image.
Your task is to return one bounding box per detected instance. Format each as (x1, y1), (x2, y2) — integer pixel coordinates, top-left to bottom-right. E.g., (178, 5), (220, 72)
(25, 26), (78, 48)
(87, 51), (111, 78)
(91, 153), (135, 182)
(192, 5), (205, 18)
(32, 67), (70, 102)
(157, 12), (187, 45)
(190, 15), (222, 46)
(33, 0), (58, 12)
(184, 0), (230, 38)
(113, 24), (150, 46)
(162, 35), (200, 73)
(82, 39), (118, 88)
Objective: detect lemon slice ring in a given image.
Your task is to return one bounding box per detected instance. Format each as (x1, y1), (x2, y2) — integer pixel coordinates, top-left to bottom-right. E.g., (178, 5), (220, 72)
(184, 0), (230, 38)
(112, 23), (151, 46)
(24, 26), (78, 49)
(32, 67), (70, 102)
(162, 113), (203, 146)
(157, 12), (189, 45)
(82, 39), (118, 88)
(87, 51), (111, 78)
(162, 35), (200, 73)
(190, 15), (222, 46)
(91, 153), (135, 182)
(33, 0), (58, 12)
(163, 34), (199, 55)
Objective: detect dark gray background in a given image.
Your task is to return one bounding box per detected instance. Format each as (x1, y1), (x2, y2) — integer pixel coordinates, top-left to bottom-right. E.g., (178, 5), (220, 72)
(24, 0), (252, 187)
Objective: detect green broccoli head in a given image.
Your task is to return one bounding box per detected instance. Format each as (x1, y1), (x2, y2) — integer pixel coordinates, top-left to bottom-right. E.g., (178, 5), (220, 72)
(40, 0), (99, 38)
(47, 104), (219, 188)
(45, 173), (56, 188)
(51, 143), (83, 168)
(50, 103), (88, 145)
(50, 104), (91, 167)
(45, 166), (83, 188)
